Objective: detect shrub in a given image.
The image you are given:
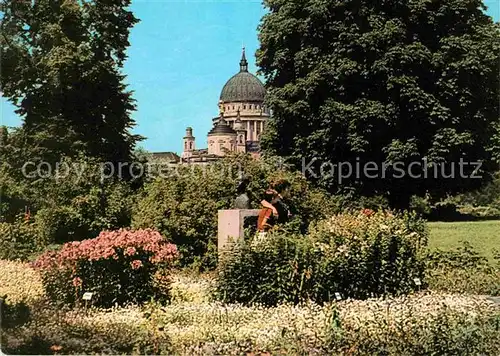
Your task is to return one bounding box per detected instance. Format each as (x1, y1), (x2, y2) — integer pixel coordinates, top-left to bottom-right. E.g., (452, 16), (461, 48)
(0, 260), (45, 306)
(133, 154), (339, 269)
(31, 168), (136, 245)
(0, 297), (31, 329)
(216, 211), (427, 305)
(308, 210), (427, 298)
(215, 232), (313, 305)
(169, 274), (215, 304)
(425, 242), (500, 295)
(427, 201), (462, 221)
(457, 205), (500, 219)
(339, 192), (390, 211)
(132, 164), (235, 269)
(0, 179), (29, 224)
(409, 194), (432, 216)
(32, 229), (178, 307)
(2, 155), (137, 247)
(0, 216), (43, 261)
(0, 260), (44, 334)
(454, 171), (500, 208)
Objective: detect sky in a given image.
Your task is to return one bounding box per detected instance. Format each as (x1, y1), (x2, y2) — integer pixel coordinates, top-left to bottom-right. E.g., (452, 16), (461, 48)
(1, 0), (499, 155)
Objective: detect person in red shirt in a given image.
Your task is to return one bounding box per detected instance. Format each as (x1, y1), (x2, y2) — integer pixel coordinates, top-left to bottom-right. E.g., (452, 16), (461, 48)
(257, 206), (275, 232)
(257, 188), (287, 232)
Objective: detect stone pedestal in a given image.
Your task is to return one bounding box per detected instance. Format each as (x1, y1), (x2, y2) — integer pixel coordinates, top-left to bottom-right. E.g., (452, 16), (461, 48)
(218, 209), (259, 253)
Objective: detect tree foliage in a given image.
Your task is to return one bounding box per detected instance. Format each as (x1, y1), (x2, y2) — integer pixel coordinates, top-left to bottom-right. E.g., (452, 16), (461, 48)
(0, 152), (136, 258)
(258, 0), (500, 208)
(0, 0), (141, 164)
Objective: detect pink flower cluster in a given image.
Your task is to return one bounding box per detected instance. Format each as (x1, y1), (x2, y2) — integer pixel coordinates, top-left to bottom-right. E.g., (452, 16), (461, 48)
(33, 228), (178, 270)
(72, 277), (83, 287)
(361, 208), (375, 217)
(131, 260), (143, 269)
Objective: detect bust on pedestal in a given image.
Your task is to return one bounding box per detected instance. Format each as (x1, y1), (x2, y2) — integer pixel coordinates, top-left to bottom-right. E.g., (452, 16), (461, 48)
(233, 175), (251, 209)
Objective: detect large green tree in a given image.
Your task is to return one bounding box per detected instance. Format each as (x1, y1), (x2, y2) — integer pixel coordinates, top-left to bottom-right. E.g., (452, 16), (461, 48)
(0, 0), (141, 164)
(258, 0), (500, 208)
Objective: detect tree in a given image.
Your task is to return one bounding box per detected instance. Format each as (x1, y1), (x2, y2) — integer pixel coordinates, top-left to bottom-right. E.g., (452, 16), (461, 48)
(0, 126), (30, 222)
(0, 0), (141, 164)
(258, 0), (500, 208)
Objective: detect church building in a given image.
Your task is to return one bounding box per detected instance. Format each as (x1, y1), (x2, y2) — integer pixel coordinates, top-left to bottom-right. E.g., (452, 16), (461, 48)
(180, 48), (269, 164)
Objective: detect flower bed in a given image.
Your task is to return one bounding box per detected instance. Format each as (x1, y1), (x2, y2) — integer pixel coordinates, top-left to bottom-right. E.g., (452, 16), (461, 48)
(2, 258), (499, 355)
(2, 292), (498, 355)
(216, 211), (427, 305)
(32, 229), (178, 307)
(0, 260), (44, 305)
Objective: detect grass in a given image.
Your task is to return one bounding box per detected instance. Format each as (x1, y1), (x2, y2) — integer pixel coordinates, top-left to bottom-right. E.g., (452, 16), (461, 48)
(428, 220), (500, 262)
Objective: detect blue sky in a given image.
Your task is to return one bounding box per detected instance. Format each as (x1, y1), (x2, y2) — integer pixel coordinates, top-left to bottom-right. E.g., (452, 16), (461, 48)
(1, 0), (498, 154)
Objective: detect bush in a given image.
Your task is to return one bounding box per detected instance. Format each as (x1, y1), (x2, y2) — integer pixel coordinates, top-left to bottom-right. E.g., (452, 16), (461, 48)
(32, 229), (178, 307)
(426, 201), (462, 221)
(340, 192), (390, 211)
(0, 296), (31, 329)
(216, 211), (427, 305)
(426, 172), (500, 221)
(170, 274), (215, 304)
(409, 195), (500, 221)
(1, 155), (137, 247)
(425, 242), (500, 295)
(455, 171), (500, 208)
(133, 154), (339, 269)
(409, 194), (433, 216)
(30, 161), (136, 244)
(0, 216), (43, 261)
(308, 210), (427, 298)
(0, 260), (45, 306)
(457, 205), (500, 219)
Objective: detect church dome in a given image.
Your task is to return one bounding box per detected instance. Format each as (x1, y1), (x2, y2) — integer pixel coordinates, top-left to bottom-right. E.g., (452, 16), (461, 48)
(220, 49), (266, 103)
(208, 115), (236, 136)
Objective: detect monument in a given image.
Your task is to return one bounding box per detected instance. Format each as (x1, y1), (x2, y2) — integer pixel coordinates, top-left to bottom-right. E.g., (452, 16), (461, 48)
(217, 209), (259, 253)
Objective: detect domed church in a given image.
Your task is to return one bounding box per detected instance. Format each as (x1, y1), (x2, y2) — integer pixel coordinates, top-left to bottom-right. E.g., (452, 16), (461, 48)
(180, 48), (270, 164)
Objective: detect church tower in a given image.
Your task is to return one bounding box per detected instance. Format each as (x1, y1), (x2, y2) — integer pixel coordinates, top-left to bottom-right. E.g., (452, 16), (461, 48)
(182, 127), (195, 159)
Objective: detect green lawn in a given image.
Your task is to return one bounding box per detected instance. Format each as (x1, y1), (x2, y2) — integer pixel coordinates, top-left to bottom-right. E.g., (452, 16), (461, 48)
(428, 220), (500, 262)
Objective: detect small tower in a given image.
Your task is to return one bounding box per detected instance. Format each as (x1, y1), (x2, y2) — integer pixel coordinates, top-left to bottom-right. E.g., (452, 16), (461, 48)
(240, 46), (248, 72)
(234, 109), (246, 153)
(182, 127), (195, 159)
(208, 112), (237, 156)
